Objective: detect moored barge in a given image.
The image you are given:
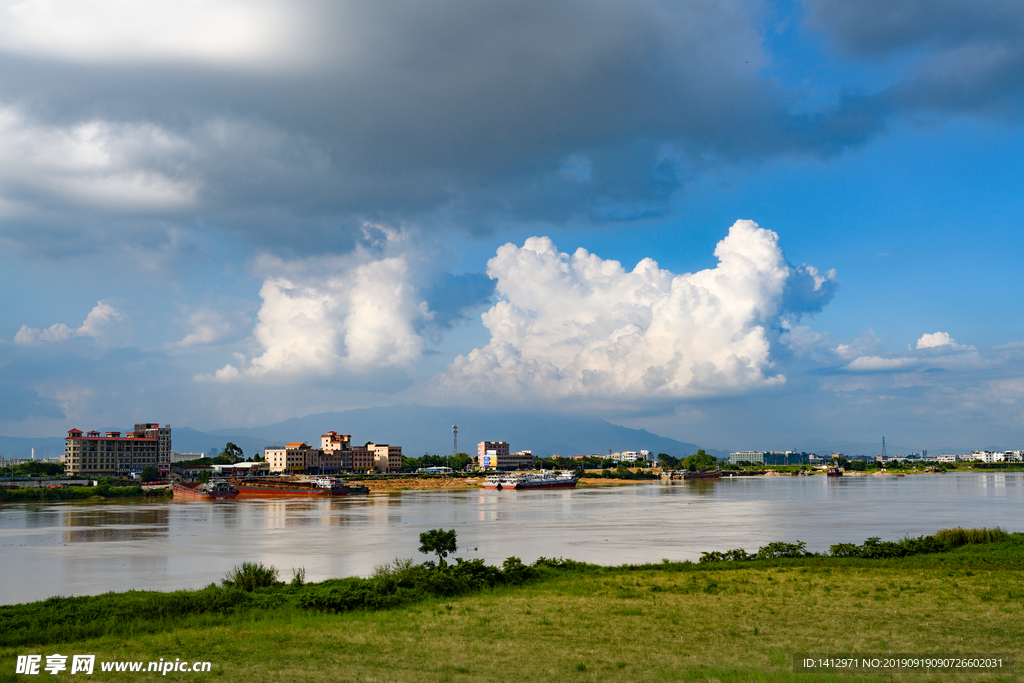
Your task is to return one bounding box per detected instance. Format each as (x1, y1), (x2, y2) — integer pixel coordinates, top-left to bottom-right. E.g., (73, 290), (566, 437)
(173, 481), (239, 499)
(681, 469), (722, 480)
(231, 476), (369, 497)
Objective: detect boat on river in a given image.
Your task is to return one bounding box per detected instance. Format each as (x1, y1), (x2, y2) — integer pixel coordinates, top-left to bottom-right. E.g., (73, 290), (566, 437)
(231, 476), (370, 497)
(826, 467), (843, 477)
(173, 480), (239, 499)
(483, 471), (579, 490)
(681, 469), (722, 480)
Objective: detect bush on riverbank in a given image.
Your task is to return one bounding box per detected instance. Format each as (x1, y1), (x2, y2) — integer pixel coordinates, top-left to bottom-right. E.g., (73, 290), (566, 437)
(697, 528), (1009, 564)
(828, 526), (1009, 559)
(0, 484), (170, 502)
(580, 466), (658, 480)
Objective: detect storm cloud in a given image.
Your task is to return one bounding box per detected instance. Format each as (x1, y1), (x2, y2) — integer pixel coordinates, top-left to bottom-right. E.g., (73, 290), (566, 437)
(0, 0), (919, 257)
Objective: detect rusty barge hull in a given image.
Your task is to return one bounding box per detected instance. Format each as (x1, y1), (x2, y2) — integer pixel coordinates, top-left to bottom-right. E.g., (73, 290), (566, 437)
(230, 478), (366, 496)
(173, 482), (238, 499)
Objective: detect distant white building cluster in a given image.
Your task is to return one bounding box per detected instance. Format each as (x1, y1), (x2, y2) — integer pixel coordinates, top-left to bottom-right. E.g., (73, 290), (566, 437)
(934, 451), (1024, 464)
(728, 449), (1024, 465)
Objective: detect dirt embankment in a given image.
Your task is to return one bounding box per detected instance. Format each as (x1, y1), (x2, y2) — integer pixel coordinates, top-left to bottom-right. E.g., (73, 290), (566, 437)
(358, 477), (485, 491)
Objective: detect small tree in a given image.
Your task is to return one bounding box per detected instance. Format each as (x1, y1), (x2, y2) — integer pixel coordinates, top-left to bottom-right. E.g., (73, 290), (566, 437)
(140, 465), (160, 482)
(222, 442), (244, 462)
(196, 470), (211, 484)
(418, 528), (458, 567)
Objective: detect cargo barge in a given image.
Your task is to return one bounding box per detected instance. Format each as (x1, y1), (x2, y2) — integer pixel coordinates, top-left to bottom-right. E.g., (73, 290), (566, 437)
(231, 476), (369, 497)
(681, 469), (722, 480)
(173, 481), (239, 499)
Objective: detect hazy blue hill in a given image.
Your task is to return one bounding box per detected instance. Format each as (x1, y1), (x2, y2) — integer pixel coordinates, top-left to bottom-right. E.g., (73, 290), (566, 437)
(169, 427), (272, 459)
(210, 405), (725, 459)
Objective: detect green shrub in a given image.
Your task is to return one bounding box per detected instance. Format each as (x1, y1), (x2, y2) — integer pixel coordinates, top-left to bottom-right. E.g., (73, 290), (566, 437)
(828, 528), (1009, 559)
(222, 562), (279, 591)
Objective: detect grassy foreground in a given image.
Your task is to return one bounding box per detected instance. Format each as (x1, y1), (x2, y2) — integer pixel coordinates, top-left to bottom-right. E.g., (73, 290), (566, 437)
(3, 538), (1023, 682)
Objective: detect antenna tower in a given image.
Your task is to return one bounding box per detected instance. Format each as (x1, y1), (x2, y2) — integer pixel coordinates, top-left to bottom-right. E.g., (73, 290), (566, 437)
(882, 437), (887, 457)
(452, 425), (458, 461)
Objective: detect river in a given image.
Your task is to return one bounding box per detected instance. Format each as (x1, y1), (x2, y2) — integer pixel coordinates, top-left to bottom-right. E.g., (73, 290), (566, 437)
(1, 472), (1021, 605)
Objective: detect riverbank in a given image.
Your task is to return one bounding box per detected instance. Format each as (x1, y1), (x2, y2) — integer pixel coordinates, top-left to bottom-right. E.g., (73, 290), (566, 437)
(358, 476), (485, 491)
(0, 484), (172, 502)
(2, 533), (1020, 682)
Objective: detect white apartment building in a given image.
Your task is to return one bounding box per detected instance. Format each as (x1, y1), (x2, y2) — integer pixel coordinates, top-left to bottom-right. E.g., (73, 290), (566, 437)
(620, 450), (653, 463)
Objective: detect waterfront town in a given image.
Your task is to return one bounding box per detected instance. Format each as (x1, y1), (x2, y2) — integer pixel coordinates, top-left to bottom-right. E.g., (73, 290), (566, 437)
(0, 421), (1022, 481)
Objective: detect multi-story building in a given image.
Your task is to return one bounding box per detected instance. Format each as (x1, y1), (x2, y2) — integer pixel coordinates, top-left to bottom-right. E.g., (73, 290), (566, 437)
(170, 452), (205, 463)
(321, 432), (353, 472)
(63, 424), (166, 477)
(351, 445), (375, 473)
(729, 451), (765, 465)
(134, 423), (172, 469)
(477, 442), (534, 471)
(619, 450), (652, 463)
(478, 441), (509, 470)
(369, 443), (401, 473)
(265, 443), (321, 474)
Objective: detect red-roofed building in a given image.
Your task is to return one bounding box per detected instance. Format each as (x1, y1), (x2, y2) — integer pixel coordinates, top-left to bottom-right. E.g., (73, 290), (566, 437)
(62, 423), (169, 477)
(321, 431), (352, 473)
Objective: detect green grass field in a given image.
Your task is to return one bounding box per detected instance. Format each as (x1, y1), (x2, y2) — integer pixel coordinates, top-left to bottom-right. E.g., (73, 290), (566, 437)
(2, 536), (1022, 682)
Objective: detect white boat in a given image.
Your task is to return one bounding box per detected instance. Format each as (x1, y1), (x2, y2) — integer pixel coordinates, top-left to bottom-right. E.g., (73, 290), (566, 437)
(482, 471), (578, 490)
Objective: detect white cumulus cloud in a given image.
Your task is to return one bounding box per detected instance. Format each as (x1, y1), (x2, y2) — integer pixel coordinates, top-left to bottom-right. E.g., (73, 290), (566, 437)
(438, 220), (838, 404)
(916, 331), (972, 350)
(197, 243), (433, 382)
(14, 300), (124, 345)
(0, 0), (303, 66)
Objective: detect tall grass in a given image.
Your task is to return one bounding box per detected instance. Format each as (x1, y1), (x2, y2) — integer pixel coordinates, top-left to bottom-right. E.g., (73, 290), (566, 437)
(933, 526), (1009, 546)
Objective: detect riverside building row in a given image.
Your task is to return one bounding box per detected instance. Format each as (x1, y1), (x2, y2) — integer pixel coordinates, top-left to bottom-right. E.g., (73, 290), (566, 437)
(263, 432), (401, 474)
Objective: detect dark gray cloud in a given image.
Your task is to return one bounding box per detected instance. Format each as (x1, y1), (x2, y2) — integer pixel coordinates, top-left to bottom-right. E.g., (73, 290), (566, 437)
(804, 0), (1024, 116)
(0, 0), (1020, 262)
(0, 0), (894, 258)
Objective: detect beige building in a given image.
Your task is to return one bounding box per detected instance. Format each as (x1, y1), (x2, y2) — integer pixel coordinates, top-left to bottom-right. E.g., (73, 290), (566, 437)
(370, 443), (401, 473)
(348, 442), (401, 473)
(63, 426), (164, 477)
(265, 442), (321, 473)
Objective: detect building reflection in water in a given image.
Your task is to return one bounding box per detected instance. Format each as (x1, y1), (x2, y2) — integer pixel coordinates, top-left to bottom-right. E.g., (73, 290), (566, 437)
(62, 503), (169, 544)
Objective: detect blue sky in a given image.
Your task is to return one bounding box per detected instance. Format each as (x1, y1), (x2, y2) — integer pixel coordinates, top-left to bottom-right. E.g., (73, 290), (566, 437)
(0, 0), (1022, 454)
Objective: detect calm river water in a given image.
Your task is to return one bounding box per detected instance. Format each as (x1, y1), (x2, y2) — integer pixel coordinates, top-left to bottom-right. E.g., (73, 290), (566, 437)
(2, 472), (1022, 605)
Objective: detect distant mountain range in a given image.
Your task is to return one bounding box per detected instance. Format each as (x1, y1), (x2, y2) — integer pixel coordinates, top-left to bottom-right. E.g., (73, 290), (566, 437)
(0, 405), (727, 461)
